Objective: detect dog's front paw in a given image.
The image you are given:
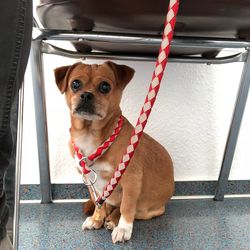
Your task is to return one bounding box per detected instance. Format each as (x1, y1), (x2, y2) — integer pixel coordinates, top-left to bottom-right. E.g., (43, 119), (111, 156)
(111, 226), (133, 243)
(82, 216), (103, 230)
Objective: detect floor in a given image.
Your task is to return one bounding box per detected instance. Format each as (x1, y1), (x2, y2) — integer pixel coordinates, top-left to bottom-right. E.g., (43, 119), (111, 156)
(19, 198), (250, 250)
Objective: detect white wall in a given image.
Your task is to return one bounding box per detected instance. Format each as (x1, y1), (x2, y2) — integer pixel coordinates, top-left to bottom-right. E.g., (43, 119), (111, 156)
(21, 51), (250, 184)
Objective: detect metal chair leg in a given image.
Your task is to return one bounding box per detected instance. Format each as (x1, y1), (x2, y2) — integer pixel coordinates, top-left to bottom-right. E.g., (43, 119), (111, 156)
(30, 40), (52, 203)
(214, 50), (250, 201)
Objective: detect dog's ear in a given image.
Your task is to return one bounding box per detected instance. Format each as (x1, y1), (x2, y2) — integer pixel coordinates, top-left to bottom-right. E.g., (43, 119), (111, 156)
(54, 65), (71, 93)
(105, 61), (135, 90)
(54, 63), (80, 93)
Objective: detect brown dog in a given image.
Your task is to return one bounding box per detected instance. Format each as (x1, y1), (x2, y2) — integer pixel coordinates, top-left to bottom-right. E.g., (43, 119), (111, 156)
(54, 61), (174, 243)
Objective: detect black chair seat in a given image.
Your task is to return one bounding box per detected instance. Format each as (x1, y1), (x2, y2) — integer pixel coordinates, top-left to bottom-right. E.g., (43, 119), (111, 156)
(37, 0), (250, 56)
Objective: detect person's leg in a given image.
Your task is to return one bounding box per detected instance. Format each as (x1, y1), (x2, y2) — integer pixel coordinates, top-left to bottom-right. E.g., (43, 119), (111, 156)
(0, 0), (32, 247)
(0, 128), (13, 248)
(5, 97), (19, 241)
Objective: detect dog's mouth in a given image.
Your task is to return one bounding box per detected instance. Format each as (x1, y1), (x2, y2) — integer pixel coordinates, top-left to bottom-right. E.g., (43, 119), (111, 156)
(73, 103), (103, 120)
(75, 103), (95, 114)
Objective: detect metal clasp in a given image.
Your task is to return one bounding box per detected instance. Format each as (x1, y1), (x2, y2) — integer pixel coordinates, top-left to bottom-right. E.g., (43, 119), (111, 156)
(80, 156), (88, 164)
(82, 169), (99, 203)
(82, 169), (97, 185)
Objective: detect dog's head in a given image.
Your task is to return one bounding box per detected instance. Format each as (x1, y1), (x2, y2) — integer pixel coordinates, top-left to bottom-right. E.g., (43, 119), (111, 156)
(54, 61), (134, 121)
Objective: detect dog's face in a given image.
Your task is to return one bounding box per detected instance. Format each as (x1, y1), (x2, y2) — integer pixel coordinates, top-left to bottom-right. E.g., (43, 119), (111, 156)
(54, 61), (134, 121)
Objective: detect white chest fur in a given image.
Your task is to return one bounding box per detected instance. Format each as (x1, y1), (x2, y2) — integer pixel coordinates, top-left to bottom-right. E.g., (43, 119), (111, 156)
(74, 134), (98, 156)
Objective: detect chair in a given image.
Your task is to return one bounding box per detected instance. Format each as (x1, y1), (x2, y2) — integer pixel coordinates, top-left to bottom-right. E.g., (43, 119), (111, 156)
(31, 0), (250, 204)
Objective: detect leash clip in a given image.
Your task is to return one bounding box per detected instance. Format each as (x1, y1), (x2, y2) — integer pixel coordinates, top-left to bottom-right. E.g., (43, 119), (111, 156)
(82, 169), (97, 185)
(82, 169), (99, 204)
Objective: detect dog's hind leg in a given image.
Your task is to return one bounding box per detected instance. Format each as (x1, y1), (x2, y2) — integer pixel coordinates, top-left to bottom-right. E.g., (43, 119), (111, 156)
(104, 207), (120, 230)
(135, 205), (166, 220)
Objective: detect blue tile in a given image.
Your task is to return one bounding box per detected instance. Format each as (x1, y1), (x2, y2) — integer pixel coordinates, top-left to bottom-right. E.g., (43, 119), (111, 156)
(20, 185), (40, 200)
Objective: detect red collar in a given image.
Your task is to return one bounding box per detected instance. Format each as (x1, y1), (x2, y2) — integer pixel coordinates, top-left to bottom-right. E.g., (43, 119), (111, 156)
(72, 115), (124, 175)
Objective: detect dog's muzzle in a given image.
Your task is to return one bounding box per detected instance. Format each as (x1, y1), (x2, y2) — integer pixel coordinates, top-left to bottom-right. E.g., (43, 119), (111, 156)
(75, 92), (96, 114)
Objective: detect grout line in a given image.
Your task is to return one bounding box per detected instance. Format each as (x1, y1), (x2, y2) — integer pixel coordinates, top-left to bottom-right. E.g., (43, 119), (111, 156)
(20, 200), (41, 204)
(172, 194), (250, 200)
(20, 199), (89, 204)
(53, 199), (89, 203)
(172, 195), (214, 200)
(224, 194), (250, 198)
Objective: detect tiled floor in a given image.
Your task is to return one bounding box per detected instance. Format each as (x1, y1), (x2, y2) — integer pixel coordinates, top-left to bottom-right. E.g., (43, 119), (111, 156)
(19, 198), (250, 250)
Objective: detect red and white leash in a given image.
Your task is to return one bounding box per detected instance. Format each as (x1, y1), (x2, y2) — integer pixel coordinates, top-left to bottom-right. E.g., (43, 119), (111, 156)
(73, 115), (124, 175)
(95, 0), (180, 206)
(73, 0), (179, 207)
(73, 115), (124, 201)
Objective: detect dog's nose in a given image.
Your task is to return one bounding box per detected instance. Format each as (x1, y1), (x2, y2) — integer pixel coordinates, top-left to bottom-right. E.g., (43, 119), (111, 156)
(80, 92), (94, 101)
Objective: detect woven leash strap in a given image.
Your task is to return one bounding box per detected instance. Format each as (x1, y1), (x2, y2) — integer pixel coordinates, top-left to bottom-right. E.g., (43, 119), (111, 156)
(96, 0), (180, 206)
(74, 115), (124, 175)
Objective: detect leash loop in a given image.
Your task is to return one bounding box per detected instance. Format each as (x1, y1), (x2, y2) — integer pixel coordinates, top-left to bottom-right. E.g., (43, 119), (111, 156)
(82, 169), (97, 186)
(73, 115), (124, 204)
(73, 115), (124, 175)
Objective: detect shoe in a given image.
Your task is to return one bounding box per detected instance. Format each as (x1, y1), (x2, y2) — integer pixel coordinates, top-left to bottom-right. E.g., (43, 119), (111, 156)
(0, 235), (13, 250)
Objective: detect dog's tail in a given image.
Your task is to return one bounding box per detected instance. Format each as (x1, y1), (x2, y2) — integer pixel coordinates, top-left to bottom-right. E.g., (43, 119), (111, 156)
(82, 199), (95, 216)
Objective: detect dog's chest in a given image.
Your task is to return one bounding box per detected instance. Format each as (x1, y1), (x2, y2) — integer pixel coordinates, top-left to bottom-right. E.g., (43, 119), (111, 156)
(74, 134), (115, 204)
(91, 161), (113, 195)
(74, 134), (98, 156)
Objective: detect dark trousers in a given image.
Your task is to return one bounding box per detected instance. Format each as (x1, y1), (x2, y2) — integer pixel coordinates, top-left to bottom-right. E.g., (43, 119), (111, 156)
(0, 0), (32, 240)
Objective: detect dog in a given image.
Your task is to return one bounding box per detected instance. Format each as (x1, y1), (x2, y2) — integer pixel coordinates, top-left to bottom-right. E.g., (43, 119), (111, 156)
(54, 61), (174, 243)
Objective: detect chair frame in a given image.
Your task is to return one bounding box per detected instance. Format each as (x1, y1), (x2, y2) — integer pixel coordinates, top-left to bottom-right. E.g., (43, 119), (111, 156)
(29, 26), (250, 203)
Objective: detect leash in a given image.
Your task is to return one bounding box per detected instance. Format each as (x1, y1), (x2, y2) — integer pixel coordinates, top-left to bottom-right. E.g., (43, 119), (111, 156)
(73, 115), (124, 202)
(95, 0), (180, 206)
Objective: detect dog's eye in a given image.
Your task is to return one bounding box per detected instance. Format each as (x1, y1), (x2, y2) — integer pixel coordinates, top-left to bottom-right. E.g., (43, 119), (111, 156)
(98, 81), (111, 94)
(71, 79), (82, 92)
